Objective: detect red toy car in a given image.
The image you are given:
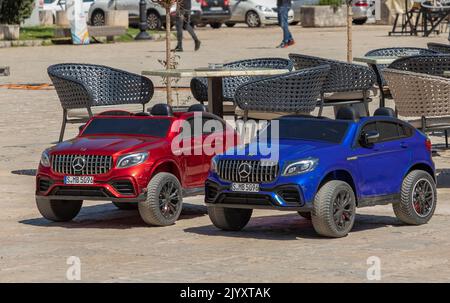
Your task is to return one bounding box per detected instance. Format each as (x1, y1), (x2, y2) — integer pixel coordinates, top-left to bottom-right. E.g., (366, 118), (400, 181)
(35, 104), (237, 226)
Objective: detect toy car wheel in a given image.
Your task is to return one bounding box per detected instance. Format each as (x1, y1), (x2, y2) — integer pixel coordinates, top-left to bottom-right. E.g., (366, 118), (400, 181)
(36, 197), (82, 222)
(208, 207), (252, 231)
(297, 212), (311, 220)
(311, 180), (356, 238)
(112, 202), (138, 210)
(138, 172), (183, 226)
(393, 170), (436, 225)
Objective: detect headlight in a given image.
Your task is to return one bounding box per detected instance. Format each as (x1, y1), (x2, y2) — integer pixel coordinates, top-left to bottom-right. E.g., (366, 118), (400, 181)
(282, 158), (318, 176)
(116, 152), (148, 168)
(211, 156), (218, 173)
(256, 5), (272, 12)
(40, 150), (51, 167)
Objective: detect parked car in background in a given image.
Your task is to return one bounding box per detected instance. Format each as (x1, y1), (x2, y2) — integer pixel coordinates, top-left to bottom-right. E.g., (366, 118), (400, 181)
(199, 0), (232, 28)
(352, 0), (375, 25)
(39, 0), (94, 23)
(88, 0), (202, 30)
(226, 0), (293, 27)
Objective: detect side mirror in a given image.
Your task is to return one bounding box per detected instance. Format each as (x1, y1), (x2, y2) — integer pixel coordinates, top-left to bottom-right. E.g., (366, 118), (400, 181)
(79, 124), (86, 134)
(360, 130), (379, 147)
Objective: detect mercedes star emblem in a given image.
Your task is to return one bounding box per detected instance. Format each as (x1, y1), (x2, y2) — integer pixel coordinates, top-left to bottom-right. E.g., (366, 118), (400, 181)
(238, 162), (252, 179)
(72, 156), (86, 172)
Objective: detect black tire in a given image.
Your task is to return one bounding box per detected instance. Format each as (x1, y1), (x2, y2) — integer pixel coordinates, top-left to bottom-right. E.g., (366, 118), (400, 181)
(353, 18), (367, 25)
(311, 180), (356, 238)
(138, 172), (183, 226)
(207, 207), (252, 231)
(298, 211), (311, 220)
(36, 197), (82, 222)
(225, 22), (236, 27)
(209, 22), (222, 29)
(147, 11), (162, 30)
(246, 11), (261, 28)
(112, 202), (138, 210)
(91, 10), (105, 26)
(393, 170), (436, 225)
(290, 21), (299, 25)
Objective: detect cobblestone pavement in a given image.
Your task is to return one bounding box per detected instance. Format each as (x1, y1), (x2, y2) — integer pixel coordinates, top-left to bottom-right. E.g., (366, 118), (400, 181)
(1, 25), (450, 282)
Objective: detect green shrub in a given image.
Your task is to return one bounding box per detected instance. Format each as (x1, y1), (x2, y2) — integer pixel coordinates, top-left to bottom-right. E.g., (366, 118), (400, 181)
(0, 0), (35, 24)
(318, 0), (344, 6)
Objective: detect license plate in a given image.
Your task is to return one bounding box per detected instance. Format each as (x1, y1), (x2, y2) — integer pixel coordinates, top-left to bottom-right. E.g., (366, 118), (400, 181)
(64, 176), (94, 185)
(210, 7), (223, 11)
(231, 183), (259, 192)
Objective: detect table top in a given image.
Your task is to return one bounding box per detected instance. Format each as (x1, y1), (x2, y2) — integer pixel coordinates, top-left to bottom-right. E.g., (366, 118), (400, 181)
(353, 56), (400, 65)
(142, 68), (290, 78)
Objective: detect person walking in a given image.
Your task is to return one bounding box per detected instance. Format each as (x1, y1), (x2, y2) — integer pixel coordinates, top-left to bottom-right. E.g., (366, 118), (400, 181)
(276, 0), (294, 48)
(174, 0), (201, 52)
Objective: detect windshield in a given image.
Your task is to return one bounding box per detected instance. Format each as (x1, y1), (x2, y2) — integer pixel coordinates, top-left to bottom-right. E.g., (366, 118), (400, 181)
(258, 118), (349, 144)
(82, 118), (172, 138)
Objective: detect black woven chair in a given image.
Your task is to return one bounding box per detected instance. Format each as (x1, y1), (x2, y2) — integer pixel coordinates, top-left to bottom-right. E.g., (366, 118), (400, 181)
(234, 65), (331, 121)
(48, 63), (154, 142)
(388, 54), (450, 77)
(364, 47), (438, 87)
(190, 58), (293, 115)
(427, 42), (450, 54)
(289, 54), (375, 116)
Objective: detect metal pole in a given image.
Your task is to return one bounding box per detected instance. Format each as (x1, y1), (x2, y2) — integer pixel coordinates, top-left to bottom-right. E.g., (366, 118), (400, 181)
(135, 0), (152, 40)
(347, 2), (353, 63)
(165, 6), (172, 105)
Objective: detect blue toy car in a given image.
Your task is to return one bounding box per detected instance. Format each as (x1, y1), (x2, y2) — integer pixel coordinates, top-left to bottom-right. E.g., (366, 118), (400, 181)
(205, 107), (437, 237)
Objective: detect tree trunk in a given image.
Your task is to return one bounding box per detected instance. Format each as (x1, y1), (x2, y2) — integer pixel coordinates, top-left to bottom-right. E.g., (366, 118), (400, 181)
(346, 4), (352, 63)
(165, 7), (172, 105)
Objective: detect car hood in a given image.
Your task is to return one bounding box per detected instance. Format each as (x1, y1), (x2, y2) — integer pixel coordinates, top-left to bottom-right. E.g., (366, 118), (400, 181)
(51, 136), (165, 155)
(227, 139), (338, 162)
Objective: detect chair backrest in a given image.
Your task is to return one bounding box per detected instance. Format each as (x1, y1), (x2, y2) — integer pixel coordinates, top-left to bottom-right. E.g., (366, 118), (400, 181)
(48, 63), (154, 110)
(389, 55), (450, 77)
(373, 107), (396, 117)
(188, 103), (207, 112)
(150, 103), (174, 116)
(427, 42), (450, 54)
(383, 68), (450, 117)
(364, 47), (438, 86)
(234, 65), (330, 113)
(288, 53), (375, 93)
(190, 58), (293, 102)
(336, 106), (359, 121)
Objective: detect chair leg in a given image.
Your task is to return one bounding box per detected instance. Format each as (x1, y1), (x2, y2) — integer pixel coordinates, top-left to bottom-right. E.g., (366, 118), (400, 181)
(446, 130), (448, 148)
(318, 94), (324, 117)
(243, 109), (249, 122)
(59, 109), (67, 143)
(363, 92), (370, 116)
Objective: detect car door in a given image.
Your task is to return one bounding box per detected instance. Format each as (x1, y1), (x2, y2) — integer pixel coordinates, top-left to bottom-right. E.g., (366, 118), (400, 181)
(202, 116), (228, 179)
(351, 121), (410, 198)
(229, 0), (245, 22)
(180, 117), (207, 187)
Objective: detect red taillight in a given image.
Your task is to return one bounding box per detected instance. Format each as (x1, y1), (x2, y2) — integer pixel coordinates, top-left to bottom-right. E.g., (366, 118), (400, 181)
(425, 138), (432, 152)
(200, 0), (208, 7)
(355, 1), (368, 6)
(224, 0), (230, 6)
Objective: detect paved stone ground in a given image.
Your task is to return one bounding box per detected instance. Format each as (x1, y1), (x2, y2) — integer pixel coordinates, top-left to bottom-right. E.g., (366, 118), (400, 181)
(1, 25), (450, 282)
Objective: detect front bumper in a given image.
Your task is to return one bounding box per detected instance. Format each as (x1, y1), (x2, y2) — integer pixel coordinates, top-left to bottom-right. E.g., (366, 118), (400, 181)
(205, 179), (312, 211)
(200, 10), (231, 23)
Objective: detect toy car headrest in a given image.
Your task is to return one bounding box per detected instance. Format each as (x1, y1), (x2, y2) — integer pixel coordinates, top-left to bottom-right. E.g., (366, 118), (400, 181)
(98, 110), (133, 116)
(135, 112), (150, 116)
(188, 104), (208, 112)
(336, 106), (359, 122)
(374, 107), (396, 117)
(150, 103), (174, 116)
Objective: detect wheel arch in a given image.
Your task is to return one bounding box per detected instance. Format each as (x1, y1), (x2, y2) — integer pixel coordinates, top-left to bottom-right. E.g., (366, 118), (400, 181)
(90, 8), (105, 23)
(150, 160), (183, 185)
(317, 169), (358, 204)
(405, 162), (436, 182)
(147, 8), (161, 18)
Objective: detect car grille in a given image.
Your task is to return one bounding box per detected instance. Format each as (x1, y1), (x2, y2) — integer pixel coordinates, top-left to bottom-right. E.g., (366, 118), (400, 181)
(52, 154), (113, 175)
(217, 160), (279, 183)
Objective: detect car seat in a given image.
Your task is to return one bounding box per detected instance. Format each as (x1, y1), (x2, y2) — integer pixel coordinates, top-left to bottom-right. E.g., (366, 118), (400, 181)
(336, 106), (360, 121)
(149, 104), (174, 116)
(373, 107), (396, 117)
(188, 104), (208, 112)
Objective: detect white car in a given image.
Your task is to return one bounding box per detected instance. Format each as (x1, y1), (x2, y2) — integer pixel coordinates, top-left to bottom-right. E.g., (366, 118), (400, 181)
(226, 0), (294, 28)
(38, 0), (94, 23)
(88, 0), (202, 30)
